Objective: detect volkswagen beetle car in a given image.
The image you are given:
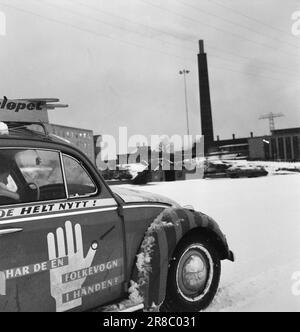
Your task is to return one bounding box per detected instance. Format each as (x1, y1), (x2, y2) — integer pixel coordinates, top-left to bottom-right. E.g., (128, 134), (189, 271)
(0, 121), (234, 312)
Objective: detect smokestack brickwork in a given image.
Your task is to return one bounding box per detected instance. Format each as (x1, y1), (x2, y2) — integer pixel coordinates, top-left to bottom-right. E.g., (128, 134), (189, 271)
(198, 40), (214, 154)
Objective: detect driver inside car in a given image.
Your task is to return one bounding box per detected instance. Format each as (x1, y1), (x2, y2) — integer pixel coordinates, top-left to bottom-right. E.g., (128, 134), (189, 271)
(0, 158), (20, 201)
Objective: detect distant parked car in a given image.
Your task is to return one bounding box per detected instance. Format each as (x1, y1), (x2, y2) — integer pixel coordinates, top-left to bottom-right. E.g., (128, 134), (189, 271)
(226, 165), (268, 178)
(204, 161), (231, 178)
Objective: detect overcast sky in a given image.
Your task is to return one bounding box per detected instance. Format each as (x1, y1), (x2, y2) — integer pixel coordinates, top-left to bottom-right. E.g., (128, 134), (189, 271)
(0, 0), (299, 144)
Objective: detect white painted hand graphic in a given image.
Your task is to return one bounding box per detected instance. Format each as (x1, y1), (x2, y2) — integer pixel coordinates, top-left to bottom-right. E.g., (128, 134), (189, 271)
(0, 271), (6, 296)
(47, 221), (96, 312)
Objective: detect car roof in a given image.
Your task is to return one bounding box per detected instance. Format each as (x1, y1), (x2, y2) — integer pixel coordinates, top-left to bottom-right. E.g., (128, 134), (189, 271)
(0, 122), (65, 142)
(0, 123), (78, 153)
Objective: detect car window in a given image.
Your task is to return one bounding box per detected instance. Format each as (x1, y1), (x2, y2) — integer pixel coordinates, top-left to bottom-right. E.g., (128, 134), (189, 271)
(16, 149), (66, 203)
(16, 150), (63, 186)
(63, 155), (97, 198)
(0, 149), (66, 206)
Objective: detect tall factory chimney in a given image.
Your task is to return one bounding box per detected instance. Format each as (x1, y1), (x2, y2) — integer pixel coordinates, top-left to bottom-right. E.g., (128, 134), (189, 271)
(198, 40), (214, 154)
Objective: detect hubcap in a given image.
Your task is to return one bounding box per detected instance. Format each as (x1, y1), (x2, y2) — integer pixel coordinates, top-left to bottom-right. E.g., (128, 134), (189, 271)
(182, 255), (208, 292)
(176, 246), (213, 302)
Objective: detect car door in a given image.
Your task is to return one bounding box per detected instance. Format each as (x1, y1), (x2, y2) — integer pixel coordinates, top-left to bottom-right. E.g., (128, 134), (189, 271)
(0, 148), (125, 312)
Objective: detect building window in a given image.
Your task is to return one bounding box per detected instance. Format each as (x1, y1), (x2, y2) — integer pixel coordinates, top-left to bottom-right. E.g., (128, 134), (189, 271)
(285, 137), (292, 161)
(278, 137), (285, 160)
(293, 136), (299, 161)
(271, 139), (277, 160)
(264, 141), (270, 160)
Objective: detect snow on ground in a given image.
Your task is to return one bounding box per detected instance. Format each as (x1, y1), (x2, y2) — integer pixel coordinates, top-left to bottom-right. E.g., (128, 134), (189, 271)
(122, 174), (300, 312)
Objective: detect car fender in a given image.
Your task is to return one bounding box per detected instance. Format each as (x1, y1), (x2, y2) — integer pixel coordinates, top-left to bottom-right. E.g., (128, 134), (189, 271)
(130, 207), (234, 310)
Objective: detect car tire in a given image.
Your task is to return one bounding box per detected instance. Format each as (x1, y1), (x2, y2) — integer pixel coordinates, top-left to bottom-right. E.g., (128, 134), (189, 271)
(161, 235), (221, 312)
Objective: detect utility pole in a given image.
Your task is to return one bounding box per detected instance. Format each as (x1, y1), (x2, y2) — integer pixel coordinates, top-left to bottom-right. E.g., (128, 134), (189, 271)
(179, 70), (191, 137)
(259, 112), (284, 133)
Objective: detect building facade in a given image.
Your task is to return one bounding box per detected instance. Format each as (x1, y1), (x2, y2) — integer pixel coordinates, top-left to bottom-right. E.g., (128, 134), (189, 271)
(46, 123), (95, 162)
(248, 136), (271, 161)
(270, 128), (300, 161)
(248, 128), (300, 162)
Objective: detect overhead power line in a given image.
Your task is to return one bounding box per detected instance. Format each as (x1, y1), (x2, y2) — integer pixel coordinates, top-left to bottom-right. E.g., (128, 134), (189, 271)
(139, 0), (300, 58)
(207, 45), (298, 75)
(59, 0), (299, 77)
(0, 1), (192, 62)
(209, 63), (295, 83)
(210, 0), (297, 39)
(175, 0), (300, 49)
(73, 0), (185, 41)
(0, 1), (297, 84)
(38, 0), (196, 55)
(209, 53), (298, 78)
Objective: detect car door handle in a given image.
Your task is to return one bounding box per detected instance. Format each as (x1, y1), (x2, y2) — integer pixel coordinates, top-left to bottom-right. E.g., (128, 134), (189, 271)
(0, 228), (23, 236)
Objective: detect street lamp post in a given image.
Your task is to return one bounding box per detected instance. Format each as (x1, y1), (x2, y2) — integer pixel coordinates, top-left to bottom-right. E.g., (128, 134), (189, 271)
(179, 70), (191, 137)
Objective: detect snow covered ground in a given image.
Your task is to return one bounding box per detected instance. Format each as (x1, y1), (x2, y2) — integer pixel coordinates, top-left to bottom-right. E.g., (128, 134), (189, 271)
(123, 174), (300, 312)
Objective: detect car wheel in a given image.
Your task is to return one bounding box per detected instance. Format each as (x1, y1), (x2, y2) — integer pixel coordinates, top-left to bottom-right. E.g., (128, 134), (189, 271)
(161, 235), (221, 312)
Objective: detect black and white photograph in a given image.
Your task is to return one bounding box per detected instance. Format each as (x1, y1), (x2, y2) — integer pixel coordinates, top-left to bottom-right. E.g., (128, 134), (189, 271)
(0, 0), (299, 316)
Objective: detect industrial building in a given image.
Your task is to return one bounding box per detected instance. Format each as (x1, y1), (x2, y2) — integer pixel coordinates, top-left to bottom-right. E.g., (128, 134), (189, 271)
(249, 128), (300, 161)
(198, 41), (299, 162)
